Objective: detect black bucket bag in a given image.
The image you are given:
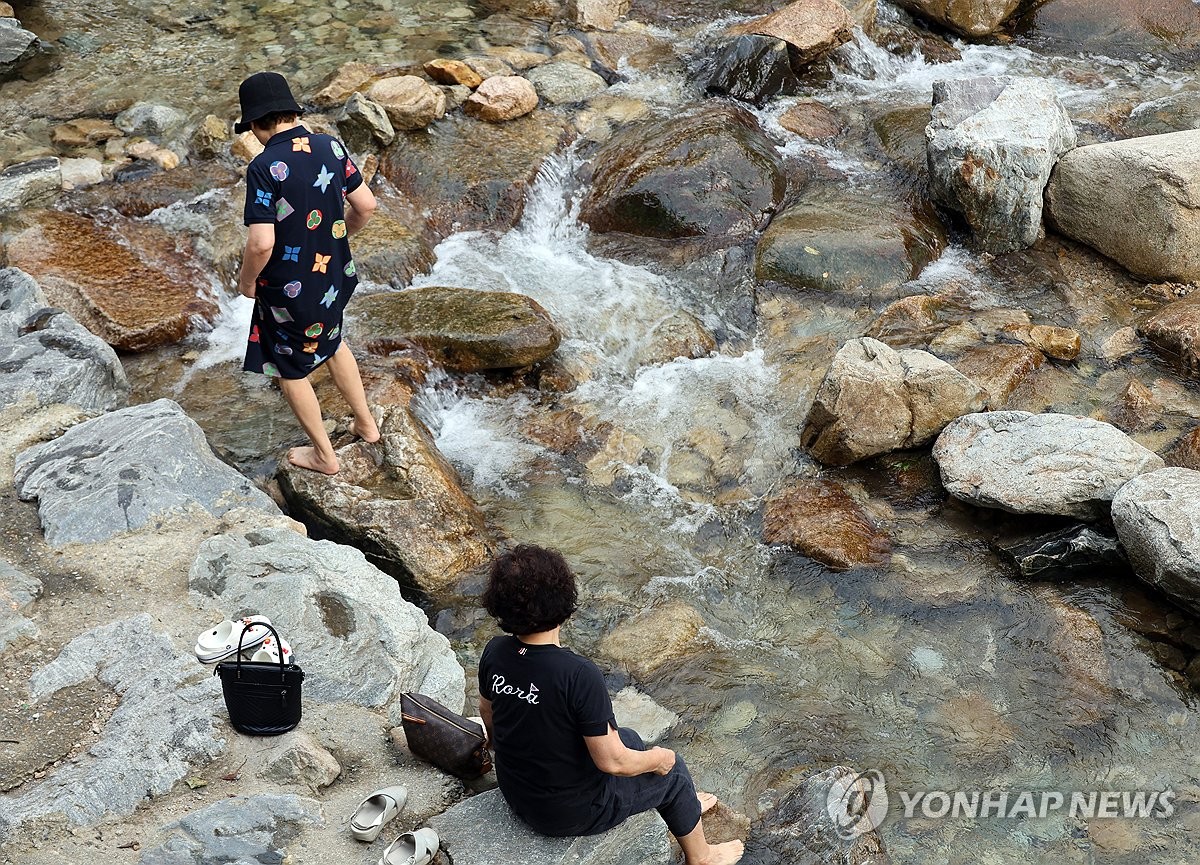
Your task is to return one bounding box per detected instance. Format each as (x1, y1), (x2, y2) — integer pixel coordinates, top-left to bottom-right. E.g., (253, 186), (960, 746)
(215, 622), (304, 735)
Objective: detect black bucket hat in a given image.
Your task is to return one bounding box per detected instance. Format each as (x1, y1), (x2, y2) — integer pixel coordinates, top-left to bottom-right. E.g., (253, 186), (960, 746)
(235, 71), (304, 134)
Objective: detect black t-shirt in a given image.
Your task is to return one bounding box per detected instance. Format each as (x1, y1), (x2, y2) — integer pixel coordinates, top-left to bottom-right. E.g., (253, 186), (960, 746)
(479, 635), (617, 834)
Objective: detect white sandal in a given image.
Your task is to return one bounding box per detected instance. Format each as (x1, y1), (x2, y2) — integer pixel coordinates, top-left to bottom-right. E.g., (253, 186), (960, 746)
(379, 827), (439, 865)
(194, 616), (272, 664)
(248, 633), (294, 665)
(350, 785), (408, 842)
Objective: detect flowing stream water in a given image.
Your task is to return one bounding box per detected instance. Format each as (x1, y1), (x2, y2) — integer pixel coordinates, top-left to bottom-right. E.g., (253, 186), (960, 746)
(14, 0), (1200, 860)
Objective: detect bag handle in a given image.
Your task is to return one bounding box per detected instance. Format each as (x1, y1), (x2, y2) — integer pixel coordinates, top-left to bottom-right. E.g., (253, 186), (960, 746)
(232, 620), (288, 680)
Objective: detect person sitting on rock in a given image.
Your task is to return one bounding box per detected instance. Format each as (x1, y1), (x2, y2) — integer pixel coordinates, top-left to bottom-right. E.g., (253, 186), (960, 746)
(234, 71), (380, 474)
(478, 544), (744, 865)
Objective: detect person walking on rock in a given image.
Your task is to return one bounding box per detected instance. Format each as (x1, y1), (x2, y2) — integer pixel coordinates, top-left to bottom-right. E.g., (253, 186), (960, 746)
(235, 71), (379, 474)
(478, 544), (744, 865)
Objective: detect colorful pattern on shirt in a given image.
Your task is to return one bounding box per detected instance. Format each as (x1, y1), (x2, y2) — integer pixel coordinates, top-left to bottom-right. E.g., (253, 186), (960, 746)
(242, 125), (363, 379)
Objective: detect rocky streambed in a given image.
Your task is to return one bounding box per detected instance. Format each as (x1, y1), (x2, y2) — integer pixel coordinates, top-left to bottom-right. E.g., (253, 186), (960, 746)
(4, 0), (1200, 862)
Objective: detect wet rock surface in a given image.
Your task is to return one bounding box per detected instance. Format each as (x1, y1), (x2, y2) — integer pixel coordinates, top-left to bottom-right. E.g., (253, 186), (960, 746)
(763, 479), (891, 570)
(1047, 131), (1200, 283)
(802, 337), (986, 465)
(599, 602), (705, 679)
(6, 211), (217, 352)
(189, 527), (465, 718)
(1138, 294), (1200, 377)
(1112, 468), (1200, 615)
(704, 36), (799, 107)
(755, 186), (944, 294)
(463, 75), (540, 121)
(525, 60), (607, 104)
(0, 268), (129, 414)
(746, 766), (890, 865)
(895, 0), (1022, 35)
(350, 286), (561, 371)
(926, 76), (1075, 253)
(277, 405), (494, 595)
(14, 398), (280, 548)
(994, 525), (1127, 580)
(727, 0), (854, 64)
(933, 411), (1165, 519)
(1015, 0), (1200, 61)
(431, 788), (671, 865)
(0, 158), (59, 213)
(580, 103), (785, 241)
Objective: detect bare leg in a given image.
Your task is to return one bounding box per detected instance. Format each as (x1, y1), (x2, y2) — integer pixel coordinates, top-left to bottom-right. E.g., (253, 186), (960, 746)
(277, 375), (340, 474)
(324, 343), (380, 443)
(675, 819), (743, 865)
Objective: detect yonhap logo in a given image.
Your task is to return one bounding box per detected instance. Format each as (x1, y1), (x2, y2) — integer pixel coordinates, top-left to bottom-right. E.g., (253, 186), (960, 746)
(826, 769), (890, 839)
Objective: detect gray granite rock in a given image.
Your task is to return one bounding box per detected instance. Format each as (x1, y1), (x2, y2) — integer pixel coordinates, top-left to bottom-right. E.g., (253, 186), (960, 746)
(255, 732), (341, 789)
(189, 528), (466, 720)
(336, 91), (395, 154)
(1112, 468), (1200, 614)
(0, 17), (38, 78)
(933, 411), (1164, 520)
(1047, 130), (1200, 283)
(926, 76), (1075, 253)
(0, 157), (60, 213)
(0, 558), (39, 652)
(115, 102), (187, 140)
(430, 788), (672, 865)
(0, 268), (130, 414)
(13, 398), (280, 548)
(138, 794), (323, 865)
(0, 615), (224, 842)
(524, 60), (607, 105)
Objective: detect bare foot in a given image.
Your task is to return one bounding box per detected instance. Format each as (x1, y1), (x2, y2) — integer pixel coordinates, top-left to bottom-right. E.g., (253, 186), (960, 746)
(693, 840), (744, 865)
(349, 416), (381, 444)
(287, 446), (339, 475)
(698, 792), (719, 814)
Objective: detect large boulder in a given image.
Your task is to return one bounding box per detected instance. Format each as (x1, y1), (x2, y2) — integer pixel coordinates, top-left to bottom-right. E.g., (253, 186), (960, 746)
(704, 36), (799, 107)
(755, 187), (945, 294)
(431, 788), (671, 865)
(0, 268), (129, 414)
(0, 616), (225, 843)
(277, 405), (494, 595)
(367, 75), (447, 130)
(1112, 468), (1200, 615)
(1015, 0), (1200, 61)
(1046, 131), (1200, 283)
(6, 211), (217, 351)
(894, 0), (1022, 35)
(746, 766), (890, 865)
(349, 286), (561, 371)
(189, 528), (466, 716)
(13, 399), (280, 548)
(335, 91), (395, 152)
(581, 104), (785, 240)
(933, 411), (1165, 520)
(763, 479), (891, 570)
(727, 0), (854, 64)
(801, 337), (987, 466)
(926, 77), (1076, 253)
(1137, 294), (1200, 377)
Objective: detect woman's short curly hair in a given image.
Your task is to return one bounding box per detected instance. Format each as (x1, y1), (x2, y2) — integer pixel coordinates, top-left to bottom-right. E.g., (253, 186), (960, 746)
(482, 544), (578, 636)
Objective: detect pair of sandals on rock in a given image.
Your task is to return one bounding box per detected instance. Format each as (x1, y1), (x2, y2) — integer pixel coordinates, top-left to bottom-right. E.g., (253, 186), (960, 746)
(193, 614), (294, 665)
(351, 785), (439, 865)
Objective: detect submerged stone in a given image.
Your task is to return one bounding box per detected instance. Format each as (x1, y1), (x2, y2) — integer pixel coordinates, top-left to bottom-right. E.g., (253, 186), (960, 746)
(763, 479), (891, 570)
(581, 103), (785, 240)
(993, 525), (1127, 580)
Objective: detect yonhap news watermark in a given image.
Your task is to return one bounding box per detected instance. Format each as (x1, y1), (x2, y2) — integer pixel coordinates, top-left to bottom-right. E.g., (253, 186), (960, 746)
(825, 769), (1177, 840)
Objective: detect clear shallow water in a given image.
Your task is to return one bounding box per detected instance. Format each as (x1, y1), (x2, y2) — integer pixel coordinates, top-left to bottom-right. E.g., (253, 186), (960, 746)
(36, 0), (1200, 859)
